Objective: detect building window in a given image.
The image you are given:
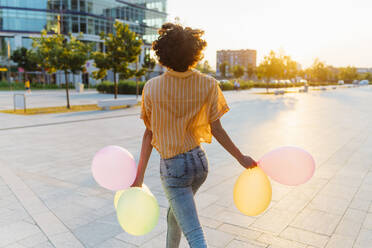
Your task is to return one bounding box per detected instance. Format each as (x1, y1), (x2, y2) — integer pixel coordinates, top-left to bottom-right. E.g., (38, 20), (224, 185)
(79, 0), (86, 12)
(80, 17), (87, 33)
(87, 18), (94, 34)
(72, 17), (79, 32)
(71, 0), (78, 11)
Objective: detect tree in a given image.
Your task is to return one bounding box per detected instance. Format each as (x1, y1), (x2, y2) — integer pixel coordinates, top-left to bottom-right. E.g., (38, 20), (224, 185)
(246, 63), (255, 80)
(68, 38), (93, 85)
(11, 47), (38, 82)
(283, 55), (298, 80)
(359, 72), (372, 81)
(32, 31), (91, 108)
(92, 21), (143, 99)
(257, 50), (285, 92)
(142, 54), (156, 80)
(196, 60), (214, 74)
(338, 66), (358, 83)
(231, 65), (244, 79)
(219, 62), (229, 78)
(308, 59), (331, 82)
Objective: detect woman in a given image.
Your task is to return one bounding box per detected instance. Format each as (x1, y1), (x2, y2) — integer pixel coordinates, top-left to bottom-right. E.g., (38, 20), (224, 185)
(132, 23), (257, 248)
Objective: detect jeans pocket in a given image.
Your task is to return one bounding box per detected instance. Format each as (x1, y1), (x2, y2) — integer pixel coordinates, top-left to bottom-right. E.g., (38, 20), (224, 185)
(162, 156), (187, 178)
(197, 151), (208, 172)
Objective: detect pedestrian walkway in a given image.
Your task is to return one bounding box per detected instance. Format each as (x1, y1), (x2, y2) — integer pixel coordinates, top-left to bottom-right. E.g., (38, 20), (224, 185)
(0, 90), (137, 110)
(0, 86), (371, 247)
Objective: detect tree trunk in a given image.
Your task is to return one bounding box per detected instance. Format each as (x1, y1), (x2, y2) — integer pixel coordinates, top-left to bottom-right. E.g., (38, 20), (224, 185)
(114, 69), (117, 99)
(64, 71), (71, 109)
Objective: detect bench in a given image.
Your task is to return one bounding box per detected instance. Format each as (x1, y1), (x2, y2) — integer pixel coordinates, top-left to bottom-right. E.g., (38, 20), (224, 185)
(98, 98), (138, 110)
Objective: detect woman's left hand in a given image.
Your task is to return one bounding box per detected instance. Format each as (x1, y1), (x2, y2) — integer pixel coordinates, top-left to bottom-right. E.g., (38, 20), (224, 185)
(131, 176), (143, 188)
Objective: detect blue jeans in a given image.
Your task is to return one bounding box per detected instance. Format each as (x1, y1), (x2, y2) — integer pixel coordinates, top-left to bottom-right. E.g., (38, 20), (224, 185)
(160, 146), (209, 248)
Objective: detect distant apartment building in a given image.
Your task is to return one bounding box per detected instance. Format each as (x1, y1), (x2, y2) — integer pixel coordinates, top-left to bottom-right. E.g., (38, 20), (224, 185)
(216, 49), (256, 77)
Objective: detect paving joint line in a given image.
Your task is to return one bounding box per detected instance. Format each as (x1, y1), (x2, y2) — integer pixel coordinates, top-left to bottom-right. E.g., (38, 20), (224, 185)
(0, 165), (85, 247)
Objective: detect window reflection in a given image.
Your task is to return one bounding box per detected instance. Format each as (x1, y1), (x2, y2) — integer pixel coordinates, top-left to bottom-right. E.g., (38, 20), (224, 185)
(0, 0), (167, 48)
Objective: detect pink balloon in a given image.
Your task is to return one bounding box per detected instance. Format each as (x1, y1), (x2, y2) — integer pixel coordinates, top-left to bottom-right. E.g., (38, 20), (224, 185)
(259, 146), (315, 186)
(92, 146), (137, 191)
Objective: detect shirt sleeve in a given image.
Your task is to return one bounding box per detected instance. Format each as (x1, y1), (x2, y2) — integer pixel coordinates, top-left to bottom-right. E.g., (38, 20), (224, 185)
(140, 85), (152, 130)
(209, 81), (229, 123)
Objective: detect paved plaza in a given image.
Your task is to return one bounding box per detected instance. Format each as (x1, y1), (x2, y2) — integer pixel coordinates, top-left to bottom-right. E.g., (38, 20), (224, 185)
(0, 86), (372, 248)
(0, 90), (137, 111)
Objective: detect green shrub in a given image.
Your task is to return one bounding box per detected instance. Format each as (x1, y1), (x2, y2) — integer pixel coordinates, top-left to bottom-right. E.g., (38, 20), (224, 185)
(96, 80), (146, 95)
(308, 82), (337, 86)
(239, 81), (254, 89)
(219, 81), (234, 91)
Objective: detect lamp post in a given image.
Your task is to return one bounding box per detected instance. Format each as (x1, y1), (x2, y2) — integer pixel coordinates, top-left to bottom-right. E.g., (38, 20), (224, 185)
(7, 40), (11, 91)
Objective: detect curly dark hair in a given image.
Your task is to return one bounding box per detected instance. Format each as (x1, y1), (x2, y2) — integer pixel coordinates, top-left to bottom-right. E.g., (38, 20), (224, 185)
(152, 23), (207, 72)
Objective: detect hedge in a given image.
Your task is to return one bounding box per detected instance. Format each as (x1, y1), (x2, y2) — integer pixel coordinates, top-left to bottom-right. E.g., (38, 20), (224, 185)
(95, 79), (351, 95)
(96, 80), (146, 95)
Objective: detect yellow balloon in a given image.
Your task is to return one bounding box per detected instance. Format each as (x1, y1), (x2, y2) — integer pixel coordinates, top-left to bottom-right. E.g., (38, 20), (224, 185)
(114, 184), (151, 209)
(117, 187), (159, 236)
(233, 167), (272, 216)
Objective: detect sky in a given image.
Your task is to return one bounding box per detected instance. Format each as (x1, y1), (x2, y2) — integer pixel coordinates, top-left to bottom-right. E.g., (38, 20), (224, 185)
(167, 0), (372, 69)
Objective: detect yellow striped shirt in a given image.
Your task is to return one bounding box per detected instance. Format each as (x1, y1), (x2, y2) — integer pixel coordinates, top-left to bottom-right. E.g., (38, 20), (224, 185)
(141, 69), (229, 159)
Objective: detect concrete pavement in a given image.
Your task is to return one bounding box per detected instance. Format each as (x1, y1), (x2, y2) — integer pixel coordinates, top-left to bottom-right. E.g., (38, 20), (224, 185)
(0, 86), (372, 247)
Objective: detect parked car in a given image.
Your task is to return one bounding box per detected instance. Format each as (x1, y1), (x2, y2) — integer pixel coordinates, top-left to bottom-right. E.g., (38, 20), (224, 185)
(338, 80), (344, 85)
(299, 79), (308, 84)
(359, 80), (369, 85)
(270, 80), (279, 84)
(353, 80), (359, 85)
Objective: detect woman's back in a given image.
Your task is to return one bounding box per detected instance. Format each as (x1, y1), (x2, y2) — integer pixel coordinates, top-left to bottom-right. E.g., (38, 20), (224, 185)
(141, 69), (228, 159)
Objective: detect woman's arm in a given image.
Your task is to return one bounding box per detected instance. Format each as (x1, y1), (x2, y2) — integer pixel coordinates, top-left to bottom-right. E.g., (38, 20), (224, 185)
(132, 128), (153, 187)
(211, 119), (257, 169)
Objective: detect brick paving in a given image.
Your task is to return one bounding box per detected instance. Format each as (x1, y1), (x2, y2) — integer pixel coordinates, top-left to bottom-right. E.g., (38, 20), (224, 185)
(0, 86), (371, 247)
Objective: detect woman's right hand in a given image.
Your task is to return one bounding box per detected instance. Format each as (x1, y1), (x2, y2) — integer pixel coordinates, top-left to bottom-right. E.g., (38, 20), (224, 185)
(238, 155), (257, 169)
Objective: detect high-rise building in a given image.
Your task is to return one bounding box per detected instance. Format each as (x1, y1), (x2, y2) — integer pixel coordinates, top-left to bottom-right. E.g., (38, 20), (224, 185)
(0, 0), (167, 66)
(216, 49), (256, 77)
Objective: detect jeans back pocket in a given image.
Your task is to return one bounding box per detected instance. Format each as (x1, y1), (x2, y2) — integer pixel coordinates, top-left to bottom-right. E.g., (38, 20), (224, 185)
(161, 156), (187, 178)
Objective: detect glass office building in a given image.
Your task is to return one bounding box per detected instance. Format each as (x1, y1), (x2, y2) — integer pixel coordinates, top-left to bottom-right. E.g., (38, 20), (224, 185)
(0, 0), (167, 57)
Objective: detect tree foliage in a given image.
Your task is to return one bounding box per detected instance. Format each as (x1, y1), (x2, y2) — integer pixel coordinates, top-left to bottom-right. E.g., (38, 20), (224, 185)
(307, 59), (330, 82)
(11, 47), (38, 81)
(283, 55), (298, 80)
(359, 72), (372, 81)
(231, 65), (244, 79)
(91, 21), (143, 99)
(142, 54), (156, 80)
(257, 50), (284, 82)
(338, 66), (358, 82)
(196, 60), (214, 74)
(246, 63), (256, 79)
(11, 47), (38, 71)
(219, 62), (229, 78)
(32, 30), (92, 108)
